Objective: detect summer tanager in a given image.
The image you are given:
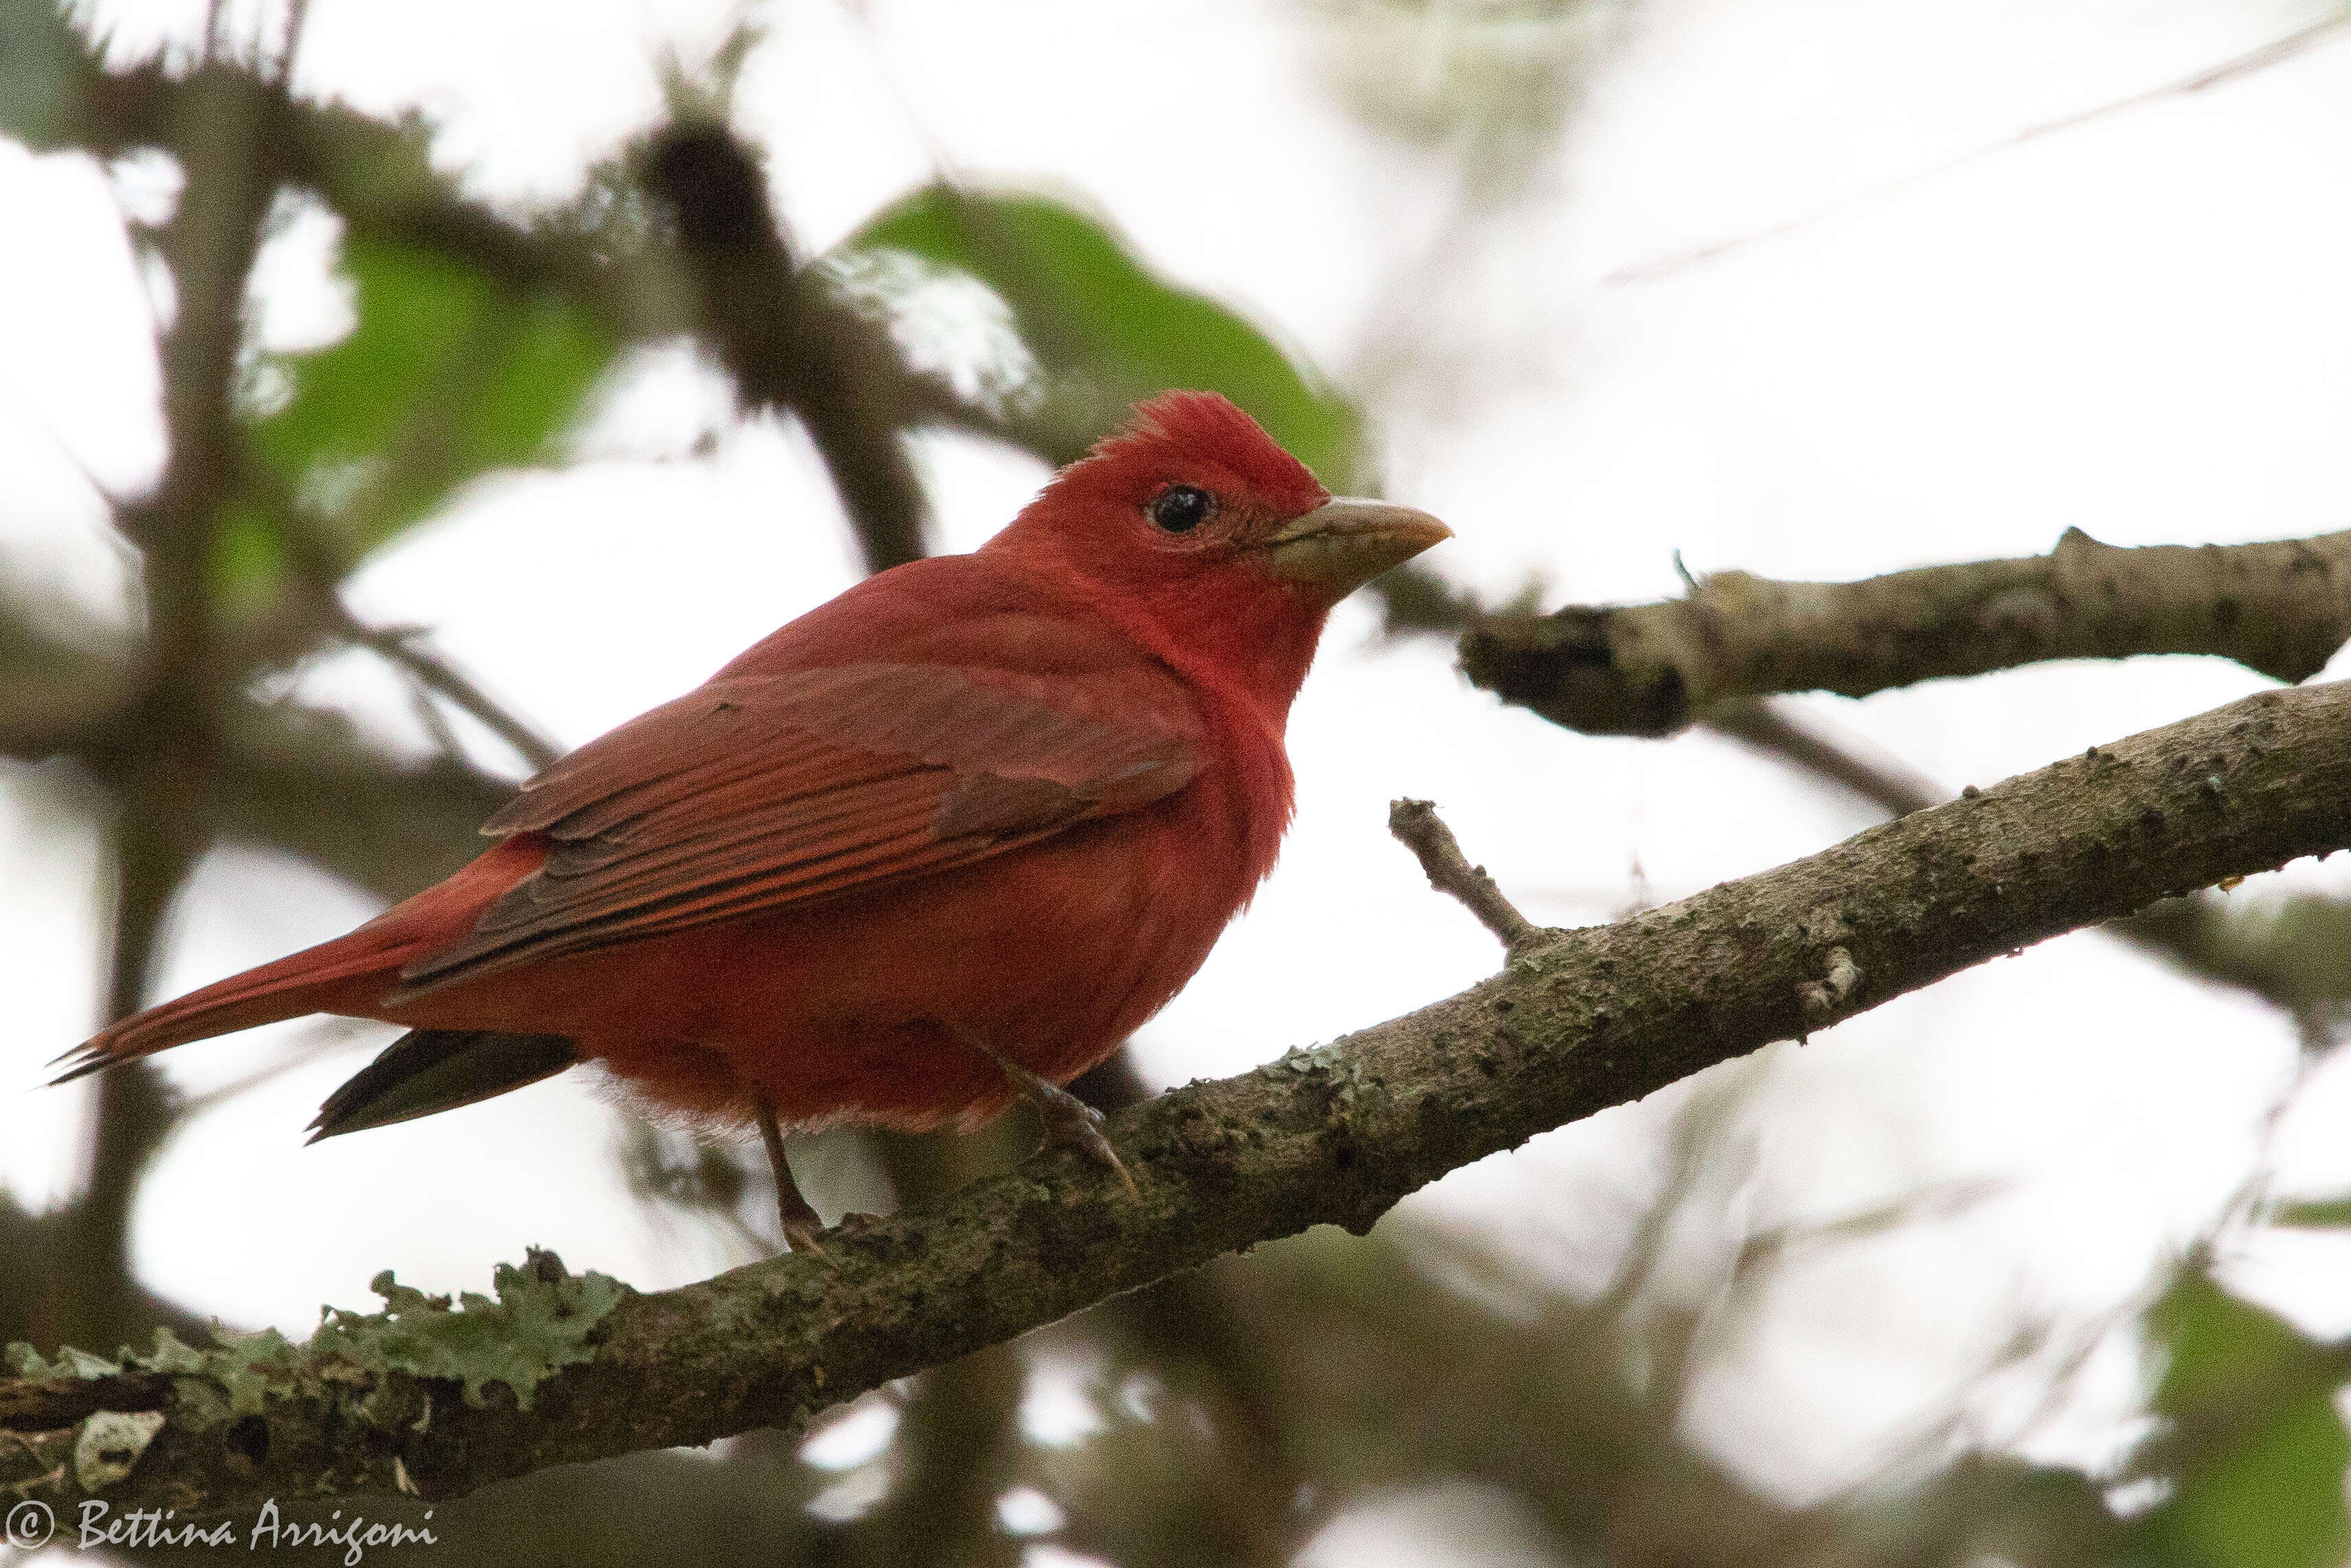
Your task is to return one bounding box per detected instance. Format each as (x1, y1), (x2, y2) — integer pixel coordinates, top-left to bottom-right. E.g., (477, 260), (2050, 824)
(56, 391), (1450, 1248)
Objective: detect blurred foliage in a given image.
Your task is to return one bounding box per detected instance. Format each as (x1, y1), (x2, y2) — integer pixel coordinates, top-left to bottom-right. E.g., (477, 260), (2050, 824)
(2126, 894), (2351, 1047)
(1306, 0), (1627, 204)
(2128, 1269), (2351, 1568)
(839, 184), (1367, 489)
(246, 236), (614, 579)
(0, 0), (86, 148)
(7, 2), (2351, 1565)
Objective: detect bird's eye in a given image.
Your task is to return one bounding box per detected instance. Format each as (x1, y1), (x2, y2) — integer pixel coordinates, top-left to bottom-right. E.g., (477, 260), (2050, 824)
(1147, 485), (1215, 535)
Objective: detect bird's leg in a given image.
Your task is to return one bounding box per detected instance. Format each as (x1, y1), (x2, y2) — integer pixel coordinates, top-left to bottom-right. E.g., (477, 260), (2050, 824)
(755, 1092), (827, 1255)
(962, 1035), (1138, 1200)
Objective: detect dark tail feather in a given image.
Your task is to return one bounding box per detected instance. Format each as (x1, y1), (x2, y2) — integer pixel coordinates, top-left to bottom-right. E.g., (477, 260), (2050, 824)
(307, 1029), (578, 1143)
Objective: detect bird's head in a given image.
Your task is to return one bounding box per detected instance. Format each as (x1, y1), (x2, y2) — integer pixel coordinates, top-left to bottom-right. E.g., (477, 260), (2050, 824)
(987, 391), (1452, 706)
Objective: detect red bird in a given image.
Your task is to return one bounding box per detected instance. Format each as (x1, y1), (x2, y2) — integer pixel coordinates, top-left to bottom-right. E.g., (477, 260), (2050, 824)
(58, 392), (1450, 1248)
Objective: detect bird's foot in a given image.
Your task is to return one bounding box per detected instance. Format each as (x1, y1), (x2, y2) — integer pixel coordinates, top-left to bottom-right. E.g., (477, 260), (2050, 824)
(947, 1027), (1139, 1199)
(1031, 1084), (1139, 1200)
(775, 1186), (828, 1257)
(991, 1052), (1138, 1200)
(756, 1092), (827, 1257)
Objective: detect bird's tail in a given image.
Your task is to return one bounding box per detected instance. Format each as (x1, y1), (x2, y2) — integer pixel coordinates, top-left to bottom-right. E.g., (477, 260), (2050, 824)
(51, 835), (549, 1085)
(50, 926), (417, 1084)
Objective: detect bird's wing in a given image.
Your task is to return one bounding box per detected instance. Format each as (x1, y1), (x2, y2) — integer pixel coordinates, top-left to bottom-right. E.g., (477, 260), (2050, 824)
(395, 661), (1202, 993)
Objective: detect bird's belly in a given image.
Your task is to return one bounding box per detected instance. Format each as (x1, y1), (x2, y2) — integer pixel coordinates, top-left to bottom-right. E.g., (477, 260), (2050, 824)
(385, 806), (1250, 1131)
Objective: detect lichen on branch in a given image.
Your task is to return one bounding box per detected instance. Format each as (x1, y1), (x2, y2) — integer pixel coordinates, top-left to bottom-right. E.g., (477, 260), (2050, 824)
(2, 1251), (627, 1511)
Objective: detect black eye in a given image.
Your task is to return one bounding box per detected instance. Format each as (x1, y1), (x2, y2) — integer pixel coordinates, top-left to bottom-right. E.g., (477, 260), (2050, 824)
(1147, 485), (1215, 534)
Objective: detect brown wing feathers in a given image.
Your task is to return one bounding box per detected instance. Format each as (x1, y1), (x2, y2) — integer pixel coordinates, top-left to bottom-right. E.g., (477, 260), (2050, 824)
(395, 663), (1200, 993)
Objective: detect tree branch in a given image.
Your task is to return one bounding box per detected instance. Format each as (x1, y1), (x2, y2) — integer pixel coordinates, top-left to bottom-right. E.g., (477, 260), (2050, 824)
(1708, 695), (2351, 1036)
(8, 676), (2351, 1514)
(1460, 526), (2351, 736)
(639, 121), (931, 573)
(44, 52), (288, 1356)
(0, 597), (133, 761)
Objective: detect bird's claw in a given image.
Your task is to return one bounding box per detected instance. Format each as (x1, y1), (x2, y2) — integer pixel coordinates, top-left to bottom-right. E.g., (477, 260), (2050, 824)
(951, 1028), (1140, 1200)
(1030, 1087), (1140, 1200)
(777, 1205), (828, 1258)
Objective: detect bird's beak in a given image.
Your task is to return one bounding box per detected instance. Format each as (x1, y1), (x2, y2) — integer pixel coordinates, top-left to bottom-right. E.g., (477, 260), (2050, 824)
(1257, 498), (1453, 600)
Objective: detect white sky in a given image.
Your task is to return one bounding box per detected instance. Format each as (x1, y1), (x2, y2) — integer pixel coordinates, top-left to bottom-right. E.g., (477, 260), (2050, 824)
(5, 0), (2351, 1541)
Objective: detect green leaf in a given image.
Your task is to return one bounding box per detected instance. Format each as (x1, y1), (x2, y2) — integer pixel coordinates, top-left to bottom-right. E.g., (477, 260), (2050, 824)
(836, 184), (1365, 489)
(248, 236), (613, 577)
(2128, 1270), (2351, 1568)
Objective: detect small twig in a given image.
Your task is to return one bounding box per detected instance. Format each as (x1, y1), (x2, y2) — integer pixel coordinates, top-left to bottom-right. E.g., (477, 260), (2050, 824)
(225, 445), (564, 773)
(1733, 1175), (2007, 1283)
(1608, 13), (2351, 286)
(1596, 1063), (1759, 1319)
(1387, 798), (1545, 957)
(404, 678), (469, 761)
(336, 612), (561, 773)
(276, 0), (312, 82)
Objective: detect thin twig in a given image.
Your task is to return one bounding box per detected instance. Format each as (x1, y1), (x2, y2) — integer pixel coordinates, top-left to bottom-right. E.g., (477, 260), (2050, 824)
(1596, 1063), (1758, 1321)
(228, 447), (564, 773)
(276, 0), (311, 83)
(1387, 798), (1545, 956)
(333, 611), (561, 773)
(1608, 14), (2351, 286)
